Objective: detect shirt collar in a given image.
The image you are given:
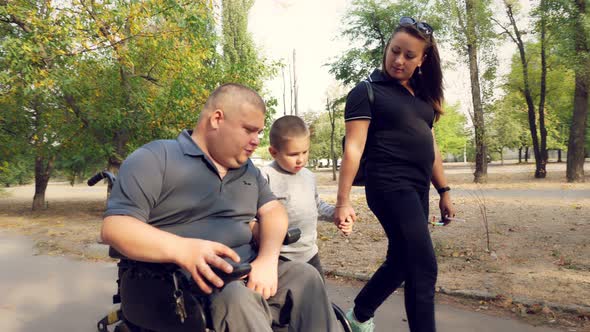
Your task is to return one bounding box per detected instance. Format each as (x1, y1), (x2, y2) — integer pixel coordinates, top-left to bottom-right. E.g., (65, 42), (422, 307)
(369, 68), (420, 96)
(177, 129), (251, 174)
(177, 129), (205, 157)
(368, 68), (394, 83)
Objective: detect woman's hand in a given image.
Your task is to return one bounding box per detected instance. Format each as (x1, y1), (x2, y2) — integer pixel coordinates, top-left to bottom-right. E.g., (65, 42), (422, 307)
(334, 205), (356, 228)
(439, 193), (456, 225)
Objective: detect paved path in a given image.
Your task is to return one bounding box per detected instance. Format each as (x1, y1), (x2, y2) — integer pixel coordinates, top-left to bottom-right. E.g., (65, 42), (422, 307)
(319, 186), (590, 200)
(0, 232), (559, 332)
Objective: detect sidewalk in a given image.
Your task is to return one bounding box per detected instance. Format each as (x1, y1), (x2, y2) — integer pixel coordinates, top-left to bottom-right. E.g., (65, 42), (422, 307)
(0, 231), (560, 332)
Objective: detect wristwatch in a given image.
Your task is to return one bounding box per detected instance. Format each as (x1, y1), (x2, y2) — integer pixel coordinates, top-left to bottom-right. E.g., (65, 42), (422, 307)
(437, 186), (451, 195)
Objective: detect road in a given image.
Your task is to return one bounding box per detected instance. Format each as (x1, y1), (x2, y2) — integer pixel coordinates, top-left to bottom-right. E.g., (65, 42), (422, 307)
(0, 232), (559, 332)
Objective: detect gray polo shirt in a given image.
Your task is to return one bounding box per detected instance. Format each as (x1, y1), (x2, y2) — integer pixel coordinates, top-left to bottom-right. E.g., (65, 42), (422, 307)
(105, 130), (276, 261)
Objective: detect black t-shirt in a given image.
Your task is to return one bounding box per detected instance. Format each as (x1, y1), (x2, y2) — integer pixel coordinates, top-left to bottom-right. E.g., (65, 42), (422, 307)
(344, 69), (435, 192)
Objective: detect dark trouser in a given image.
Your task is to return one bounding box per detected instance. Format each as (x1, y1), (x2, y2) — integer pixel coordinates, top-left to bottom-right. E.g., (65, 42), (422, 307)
(307, 253), (325, 280)
(121, 260), (342, 332)
(354, 188), (437, 332)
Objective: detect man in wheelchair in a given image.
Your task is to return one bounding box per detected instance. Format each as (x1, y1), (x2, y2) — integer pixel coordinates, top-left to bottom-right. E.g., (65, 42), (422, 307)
(100, 83), (344, 332)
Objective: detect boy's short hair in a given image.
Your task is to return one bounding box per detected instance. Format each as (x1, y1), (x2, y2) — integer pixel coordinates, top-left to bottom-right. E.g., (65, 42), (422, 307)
(269, 115), (310, 151)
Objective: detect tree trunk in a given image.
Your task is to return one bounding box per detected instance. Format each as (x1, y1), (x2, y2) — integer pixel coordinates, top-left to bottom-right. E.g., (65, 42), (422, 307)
(292, 49), (298, 116)
(466, 0), (487, 183)
(518, 147), (522, 163)
(505, 2), (546, 178)
(500, 148), (504, 165)
(327, 98), (337, 181)
(537, 1), (548, 177)
(330, 126), (336, 181)
(282, 66), (287, 116)
(566, 0), (589, 183)
(32, 155), (54, 211)
(525, 146), (529, 163)
(558, 149), (562, 163)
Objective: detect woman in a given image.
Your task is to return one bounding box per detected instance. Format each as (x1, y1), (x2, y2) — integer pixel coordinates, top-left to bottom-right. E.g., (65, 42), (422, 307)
(335, 17), (456, 332)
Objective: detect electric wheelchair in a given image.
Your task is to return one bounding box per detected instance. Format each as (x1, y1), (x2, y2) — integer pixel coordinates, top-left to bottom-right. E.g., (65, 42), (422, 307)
(89, 171), (352, 332)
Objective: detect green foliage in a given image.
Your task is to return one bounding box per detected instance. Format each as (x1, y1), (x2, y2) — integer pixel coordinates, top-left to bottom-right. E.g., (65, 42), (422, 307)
(434, 103), (469, 158)
(255, 144), (272, 161)
(436, 0), (498, 104)
(436, 0), (496, 56)
(1, 0), (277, 190)
(501, 40), (576, 150)
(221, 0), (279, 141)
(0, 154), (33, 187)
(307, 110), (345, 164)
(538, 0), (590, 74)
(486, 101), (525, 159)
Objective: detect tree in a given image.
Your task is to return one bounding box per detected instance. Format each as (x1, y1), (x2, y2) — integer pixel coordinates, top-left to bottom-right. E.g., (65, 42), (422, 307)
(433, 103), (469, 160)
(0, 0), (75, 209)
(1, 0), (277, 209)
(328, 0), (432, 86)
(486, 102), (524, 164)
(63, 0), (222, 173)
(438, 0), (497, 182)
(566, 0), (589, 182)
(221, 0), (278, 129)
(307, 111), (345, 171)
(493, 0), (550, 178)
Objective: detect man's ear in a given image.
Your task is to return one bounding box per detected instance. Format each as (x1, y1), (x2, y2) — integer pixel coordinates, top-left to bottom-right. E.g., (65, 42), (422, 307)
(210, 109), (224, 129)
(269, 146), (278, 157)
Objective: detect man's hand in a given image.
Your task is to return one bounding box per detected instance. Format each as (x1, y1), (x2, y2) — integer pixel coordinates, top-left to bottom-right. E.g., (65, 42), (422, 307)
(247, 256), (278, 299)
(174, 238), (240, 294)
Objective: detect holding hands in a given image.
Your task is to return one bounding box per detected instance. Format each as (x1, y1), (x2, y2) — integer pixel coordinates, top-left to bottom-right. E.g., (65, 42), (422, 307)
(334, 205), (356, 236)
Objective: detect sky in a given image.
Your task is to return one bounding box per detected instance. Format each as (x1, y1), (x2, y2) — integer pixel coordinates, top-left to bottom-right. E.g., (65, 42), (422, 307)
(248, 0), (529, 120)
(248, 0), (351, 115)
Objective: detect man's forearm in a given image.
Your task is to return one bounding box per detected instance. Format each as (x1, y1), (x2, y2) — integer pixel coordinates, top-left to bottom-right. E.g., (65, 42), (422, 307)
(256, 201), (288, 260)
(101, 215), (182, 264)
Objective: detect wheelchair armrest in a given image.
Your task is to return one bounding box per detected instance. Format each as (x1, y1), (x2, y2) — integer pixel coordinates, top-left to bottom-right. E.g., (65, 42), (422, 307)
(283, 228), (301, 245)
(210, 261), (252, 286)
(108, 246), (127, 259)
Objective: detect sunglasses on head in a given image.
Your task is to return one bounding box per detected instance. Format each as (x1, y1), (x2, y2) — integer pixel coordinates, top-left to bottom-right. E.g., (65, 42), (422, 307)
(399, 17), (434, 36)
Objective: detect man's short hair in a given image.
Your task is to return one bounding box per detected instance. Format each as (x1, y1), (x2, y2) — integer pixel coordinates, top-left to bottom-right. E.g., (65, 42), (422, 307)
(269, 115), (310, 151)
(202, 83), (266, 117)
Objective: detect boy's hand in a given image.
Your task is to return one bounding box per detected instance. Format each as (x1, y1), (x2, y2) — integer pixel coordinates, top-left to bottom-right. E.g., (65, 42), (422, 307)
(337, 216), (353, 235)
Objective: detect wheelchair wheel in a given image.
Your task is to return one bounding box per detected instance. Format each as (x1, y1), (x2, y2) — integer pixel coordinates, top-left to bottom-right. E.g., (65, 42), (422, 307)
(332, 303), (352, 332)
(114, 321), (155, 332)
(114, 323), (133, 332)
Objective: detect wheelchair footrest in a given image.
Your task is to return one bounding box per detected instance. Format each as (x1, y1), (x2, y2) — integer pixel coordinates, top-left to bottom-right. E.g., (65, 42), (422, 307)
(97, 309), (122, 332)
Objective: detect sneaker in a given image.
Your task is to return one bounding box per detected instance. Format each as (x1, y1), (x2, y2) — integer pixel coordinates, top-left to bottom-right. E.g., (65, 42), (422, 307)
(345, 308), (375, 332)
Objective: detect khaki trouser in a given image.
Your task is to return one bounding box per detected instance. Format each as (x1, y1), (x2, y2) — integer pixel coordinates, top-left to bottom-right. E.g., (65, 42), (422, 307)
(209, 260), (342, 332)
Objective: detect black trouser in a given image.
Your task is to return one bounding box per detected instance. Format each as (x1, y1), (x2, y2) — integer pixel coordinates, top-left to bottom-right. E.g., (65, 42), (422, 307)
(354, 187), (437, 332)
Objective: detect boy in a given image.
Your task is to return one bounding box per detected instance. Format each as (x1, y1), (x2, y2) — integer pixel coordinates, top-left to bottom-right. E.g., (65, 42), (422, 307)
(255, 115), (352, 277)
